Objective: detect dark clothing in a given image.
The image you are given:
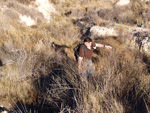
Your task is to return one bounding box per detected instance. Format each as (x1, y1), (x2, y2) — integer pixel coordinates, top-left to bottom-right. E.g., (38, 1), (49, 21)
(78, 43), (96, 60)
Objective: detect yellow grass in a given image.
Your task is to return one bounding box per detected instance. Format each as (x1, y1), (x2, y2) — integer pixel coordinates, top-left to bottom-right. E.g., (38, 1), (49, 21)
(0, 0), (149, 112)
(0, 64), (36, 109)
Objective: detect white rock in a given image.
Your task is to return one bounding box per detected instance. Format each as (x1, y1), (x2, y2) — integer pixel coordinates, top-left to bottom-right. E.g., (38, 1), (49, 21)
(141, 37), (150, 54)
(19, 14), (36, 26)
(1, 111), (8, 113)
(116, 0), (130, 6)
(90, 26), (118, 37)
(34, 0), (56, 22)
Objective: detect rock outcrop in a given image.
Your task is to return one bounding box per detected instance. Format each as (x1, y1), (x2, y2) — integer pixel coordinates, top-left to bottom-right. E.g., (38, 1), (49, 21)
(90, 26), (118, 38)
(0, 0), (56, 27)
(129, 31), (150, 55)
(140, 36), (150, 54)
(116, 0), (130, 6)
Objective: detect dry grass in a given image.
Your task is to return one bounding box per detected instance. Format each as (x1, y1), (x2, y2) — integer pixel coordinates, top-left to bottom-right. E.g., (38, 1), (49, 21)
(0, 0), (149, 113)
(38, 42), (149, 113)
(0, 30), (149, 113)
(0, 6), (80, 109)
(0, 63), (36, 109)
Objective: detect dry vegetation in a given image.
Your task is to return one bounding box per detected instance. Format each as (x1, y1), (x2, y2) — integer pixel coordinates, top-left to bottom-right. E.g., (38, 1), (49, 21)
(0, 0), (150, 113)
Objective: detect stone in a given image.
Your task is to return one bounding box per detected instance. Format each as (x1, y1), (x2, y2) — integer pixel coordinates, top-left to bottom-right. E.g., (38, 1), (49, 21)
(140, 37), (150, 54)
(19, 14), (36, 26)
(90, 26), (118, 38)
(116, 0), (130, 6)
(34, 0), (56, 22)
(1, 111), (8, 113)
(130, 31), (150, 55)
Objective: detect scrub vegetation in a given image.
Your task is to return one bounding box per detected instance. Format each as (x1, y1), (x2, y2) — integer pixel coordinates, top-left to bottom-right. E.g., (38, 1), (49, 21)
(0, 0), (150, 113)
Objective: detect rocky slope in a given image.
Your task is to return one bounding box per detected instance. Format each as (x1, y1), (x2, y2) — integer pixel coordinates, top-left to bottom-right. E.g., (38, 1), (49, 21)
(0, 0), (150, 112)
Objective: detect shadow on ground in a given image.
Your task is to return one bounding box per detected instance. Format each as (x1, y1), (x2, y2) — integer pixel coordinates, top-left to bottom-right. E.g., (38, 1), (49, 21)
(9, 69), (77, 113)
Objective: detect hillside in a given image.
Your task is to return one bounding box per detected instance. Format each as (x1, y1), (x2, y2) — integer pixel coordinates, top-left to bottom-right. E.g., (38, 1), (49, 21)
(0, 0), (150, 113)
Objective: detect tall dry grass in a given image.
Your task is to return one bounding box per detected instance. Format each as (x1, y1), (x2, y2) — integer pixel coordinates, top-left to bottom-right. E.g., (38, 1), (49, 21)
(0, 16), (150, 112)
(33, 42), (150, 113)
(0, 0), (149, 113)
(0, 10), (80, 110)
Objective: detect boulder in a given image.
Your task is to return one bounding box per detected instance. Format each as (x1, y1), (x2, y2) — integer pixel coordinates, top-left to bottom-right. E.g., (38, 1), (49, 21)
(130, 31), (150, 55)
(1, 111), (8, 113)
(140, 37), (150, 54)
(90, 26), (118, 38)
(116, 0), (130, 6)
